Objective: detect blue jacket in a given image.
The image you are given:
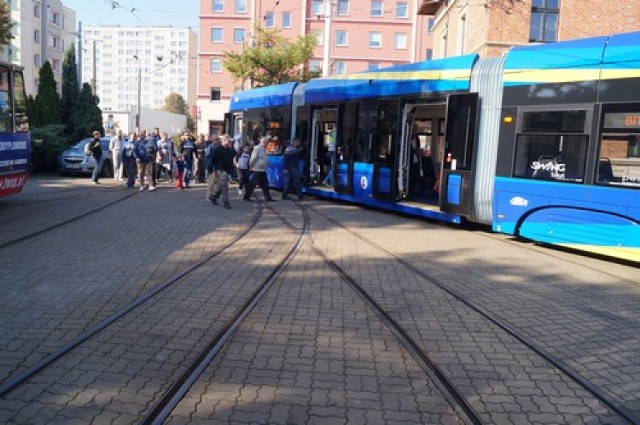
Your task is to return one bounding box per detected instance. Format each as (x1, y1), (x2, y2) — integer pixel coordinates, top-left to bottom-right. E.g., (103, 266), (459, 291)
(132, 140), (150, 163)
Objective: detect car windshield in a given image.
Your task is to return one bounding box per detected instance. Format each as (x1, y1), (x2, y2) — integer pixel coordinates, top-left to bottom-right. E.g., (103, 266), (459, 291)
(70, 138), (109, 150)
(72, 139), (91, 149)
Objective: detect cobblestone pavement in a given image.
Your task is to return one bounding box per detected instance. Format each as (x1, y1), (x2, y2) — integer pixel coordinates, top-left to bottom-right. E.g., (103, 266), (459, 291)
(0, 175), (638, 424)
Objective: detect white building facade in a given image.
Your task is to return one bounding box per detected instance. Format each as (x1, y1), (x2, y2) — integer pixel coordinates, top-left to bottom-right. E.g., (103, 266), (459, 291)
(2, 0), (76, 96)
(80, 25), (197, 120)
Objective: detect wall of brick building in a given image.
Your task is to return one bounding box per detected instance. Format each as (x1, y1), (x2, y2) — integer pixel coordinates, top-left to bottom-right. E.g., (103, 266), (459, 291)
(602, 139), (630, 160)
(559, 0), (640, 40)
(430, 0), (640, 59)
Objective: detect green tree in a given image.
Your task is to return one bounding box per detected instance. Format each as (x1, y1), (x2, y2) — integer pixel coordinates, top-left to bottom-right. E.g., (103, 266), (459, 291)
(68, 83), (104, 139)
(162, 92), (189, 115)
(162, 92), (195, 131)
(223, 26), (320, 88)
(61, 43), (80, 128)
(30, 124), (67, 172)
(0, 2), (15, 50)
(34, 61), (62, 127)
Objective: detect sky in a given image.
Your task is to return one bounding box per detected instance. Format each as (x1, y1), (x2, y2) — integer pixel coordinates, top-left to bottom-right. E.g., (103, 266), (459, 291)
(62, 0), (201, 32)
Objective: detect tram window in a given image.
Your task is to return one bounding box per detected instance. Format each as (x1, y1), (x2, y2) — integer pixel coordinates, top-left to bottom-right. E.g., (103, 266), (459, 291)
(355, 111), (372, 163)
(514, 134), (587, 182)
(266, 120), (284, 154)
(522, 110), (586, 133)
(597, 107), (640, 188)
(376, 100), (398, 164)
(596, 134), (640, 187)
(0, 68), (11, 133)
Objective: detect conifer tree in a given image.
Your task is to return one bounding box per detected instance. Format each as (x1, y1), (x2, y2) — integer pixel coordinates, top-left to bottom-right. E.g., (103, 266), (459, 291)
(34, 61), (62, 126)
(68, 83), (104, 139)
(0, 2), (15, 50)
(61, 43), (80, 128)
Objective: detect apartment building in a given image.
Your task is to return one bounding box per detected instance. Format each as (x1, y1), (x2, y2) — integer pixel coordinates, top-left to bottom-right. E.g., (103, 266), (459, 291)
(80, 25), (197, 117)
(420, 0), (640, 58)
(2, 0), (76, 96)
(198, 0), (434, 136)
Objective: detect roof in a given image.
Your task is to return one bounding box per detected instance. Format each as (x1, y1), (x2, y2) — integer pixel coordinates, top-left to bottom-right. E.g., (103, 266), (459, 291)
(417, 0), (444, 15)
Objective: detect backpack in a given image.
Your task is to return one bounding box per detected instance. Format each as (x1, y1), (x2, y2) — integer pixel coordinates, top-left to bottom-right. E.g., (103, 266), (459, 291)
(237, 152), (250, 169)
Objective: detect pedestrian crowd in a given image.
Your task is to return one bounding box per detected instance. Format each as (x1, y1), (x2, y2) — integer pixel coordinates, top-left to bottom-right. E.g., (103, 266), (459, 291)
(86, 128), (307, 210)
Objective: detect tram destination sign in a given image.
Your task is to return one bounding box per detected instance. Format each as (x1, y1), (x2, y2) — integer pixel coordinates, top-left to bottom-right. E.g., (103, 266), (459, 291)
(604, 112), (640, 129)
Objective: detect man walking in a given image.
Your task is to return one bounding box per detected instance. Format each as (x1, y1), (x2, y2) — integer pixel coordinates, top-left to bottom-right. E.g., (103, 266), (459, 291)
(88, 130), (103, 185)
(207, 135), (236, 209)
(243, 136), (274, 202)
(282, 138), (303, 201)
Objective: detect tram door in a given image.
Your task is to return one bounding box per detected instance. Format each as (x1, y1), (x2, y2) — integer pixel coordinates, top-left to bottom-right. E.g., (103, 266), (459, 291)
(309, 107), (338, 186)
(372, 99), (399, 200)
(295, 105), (311, 183)
(439, 93), (478, 216)
(397, 103), (443, 202)
(334, 103), (356, 194)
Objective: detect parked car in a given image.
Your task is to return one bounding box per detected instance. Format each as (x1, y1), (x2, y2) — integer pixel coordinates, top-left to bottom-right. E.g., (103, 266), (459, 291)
(58, 137), (113, 177)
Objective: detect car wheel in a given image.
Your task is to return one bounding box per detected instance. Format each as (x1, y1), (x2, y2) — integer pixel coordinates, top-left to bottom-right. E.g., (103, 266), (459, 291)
(101, 160), (113, 177)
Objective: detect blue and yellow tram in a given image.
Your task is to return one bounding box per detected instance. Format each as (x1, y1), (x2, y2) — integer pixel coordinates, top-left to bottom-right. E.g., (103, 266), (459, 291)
(0, 62), (30, 197)
(227, 31), (640, 263)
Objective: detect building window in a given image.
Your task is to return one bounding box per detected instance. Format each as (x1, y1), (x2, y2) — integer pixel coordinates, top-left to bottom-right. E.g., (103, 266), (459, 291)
(427, 17), (435, 33)
(235, 0), (247, 13)
(48, 9), (61, 26)
(369, 32), (382, 48)
(457, 14), (466, 55)
(34, 29), (40, 43)
(265, 12), (275, 28)
(394, 32), (407, 49)
(52, 59), (61, 72)
(34, 54), (41, 67)
(371, 1), (383, 17)
(334, 61), (346, 75)
(34, 4), (40, 17)
(530, 0), (559, 42)
(212, 0), (224, 12)
(210, 58), (223, 73)
(425, 48), (433, 61)
(396, 2), (408, 18)
(368, 62), (380, 71)
(309, 59), (322, 72)
(282, 12), (292, 28)
(49, 34), (60, 49)
(211, 28), (223, 43)
(337, 0), (349, 16)
(234, 28), (246, 44)
(312, 0), (323, 15)
(335, 30), (348, 47)
(315, 31), (323, 46)
(210, 87), (221, 102)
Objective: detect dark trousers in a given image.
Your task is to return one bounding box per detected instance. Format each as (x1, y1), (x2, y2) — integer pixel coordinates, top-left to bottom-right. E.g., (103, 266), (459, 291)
(244, 171), (271, 200)
(237, 168), (250, 190)
(124, 157), (137, 188)
(283, 168), (302, 199)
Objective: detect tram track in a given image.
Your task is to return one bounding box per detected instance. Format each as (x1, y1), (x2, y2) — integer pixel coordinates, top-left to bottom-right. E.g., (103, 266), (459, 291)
(304, 202), (638, 425)
(139, 201), (310, 425)
(0, 188), (137, 250)
(143, 200), (480, 425)
(0, 202), (265, 401)
(267, 202), (482, 425)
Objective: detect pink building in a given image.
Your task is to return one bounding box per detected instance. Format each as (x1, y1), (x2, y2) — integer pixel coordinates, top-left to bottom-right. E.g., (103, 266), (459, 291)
(197, 0), (434, 136)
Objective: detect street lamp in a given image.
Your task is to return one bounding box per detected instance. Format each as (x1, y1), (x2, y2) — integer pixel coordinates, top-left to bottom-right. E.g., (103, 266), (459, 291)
(133, 54), (141, 132)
